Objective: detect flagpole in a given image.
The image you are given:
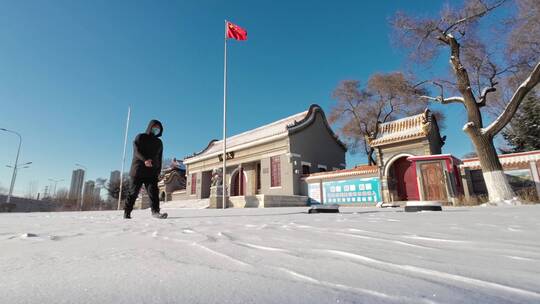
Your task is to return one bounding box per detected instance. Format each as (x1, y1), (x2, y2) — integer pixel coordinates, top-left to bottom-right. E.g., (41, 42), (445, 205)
(117, 106), (131, 210)
(222, 20), (228, 210)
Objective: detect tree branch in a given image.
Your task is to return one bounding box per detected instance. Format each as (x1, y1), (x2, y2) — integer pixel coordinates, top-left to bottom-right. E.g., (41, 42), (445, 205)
(421, 95), (465, 104)
(484, 61), (540, 136)
(382, 99), (394, 122)
(345, 100), (363, 127)
(442, 33), (485, 127)
(443, 0), (507, 35)
(476, 62), (519, 107)
(418, 80), (465, 104)
(478, 87), (497, 106)
(462, 121), (481, 137)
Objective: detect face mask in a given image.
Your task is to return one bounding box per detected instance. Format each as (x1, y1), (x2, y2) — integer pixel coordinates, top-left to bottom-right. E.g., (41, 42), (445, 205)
(151, 127), (160, 136)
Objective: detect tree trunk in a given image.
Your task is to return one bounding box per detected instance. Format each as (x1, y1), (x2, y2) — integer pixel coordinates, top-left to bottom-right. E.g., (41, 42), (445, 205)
(468, 132), (515, 203)
(367, 147), (377, 166)
(443, 34), (526, 205)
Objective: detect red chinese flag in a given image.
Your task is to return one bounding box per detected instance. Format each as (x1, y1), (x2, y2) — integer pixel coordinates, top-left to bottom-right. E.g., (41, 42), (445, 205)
(226, 22), (247, 41)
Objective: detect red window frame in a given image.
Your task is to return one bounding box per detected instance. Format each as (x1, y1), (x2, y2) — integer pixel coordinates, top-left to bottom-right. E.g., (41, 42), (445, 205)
(270, 156), (281, 187)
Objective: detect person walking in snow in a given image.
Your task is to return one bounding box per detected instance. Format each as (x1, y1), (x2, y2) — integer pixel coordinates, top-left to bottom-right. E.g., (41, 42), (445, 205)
(124, 119), (168, 219)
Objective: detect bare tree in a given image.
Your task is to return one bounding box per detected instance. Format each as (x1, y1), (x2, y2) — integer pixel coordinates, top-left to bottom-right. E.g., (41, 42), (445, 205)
(94, 178), (107, 210)
(53, 188), (78, 211)
(329, 72), (432, 165)
(392, 0), (540, 203)
(55, 188), (69, 201)
(105, 176), (132, 202)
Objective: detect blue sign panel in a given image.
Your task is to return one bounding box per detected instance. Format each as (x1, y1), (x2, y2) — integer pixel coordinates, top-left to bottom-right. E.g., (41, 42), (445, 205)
(322, 177), (381, 204)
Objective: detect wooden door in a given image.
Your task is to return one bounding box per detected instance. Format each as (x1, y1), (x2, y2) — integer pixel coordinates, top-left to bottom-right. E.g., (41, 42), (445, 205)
(231, 169), (246, 196)
(419, 162), (447, 201)
(393, 157), (419, 201)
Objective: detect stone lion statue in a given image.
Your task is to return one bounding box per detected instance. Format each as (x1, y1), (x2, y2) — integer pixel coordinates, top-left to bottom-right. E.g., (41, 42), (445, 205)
(211, 168), (223, 186)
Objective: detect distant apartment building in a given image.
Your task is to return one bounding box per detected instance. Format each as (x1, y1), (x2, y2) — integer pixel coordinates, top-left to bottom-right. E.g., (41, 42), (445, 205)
(83, 180), (95, 209)
(110, 170), (121, 184)
(69, 169), (85, 200)
(109, 170), (121, 200)
(83, 181), (95, 198)
(93, 185), (101, 201)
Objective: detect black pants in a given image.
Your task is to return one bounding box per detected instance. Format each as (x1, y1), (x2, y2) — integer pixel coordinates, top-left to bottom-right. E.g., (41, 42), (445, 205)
(125, 176), (160, 213)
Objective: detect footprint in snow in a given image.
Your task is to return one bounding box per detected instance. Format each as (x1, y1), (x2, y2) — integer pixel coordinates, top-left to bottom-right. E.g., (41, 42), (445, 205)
(21, 233), (39, 238)
(507, 226), (523, 232)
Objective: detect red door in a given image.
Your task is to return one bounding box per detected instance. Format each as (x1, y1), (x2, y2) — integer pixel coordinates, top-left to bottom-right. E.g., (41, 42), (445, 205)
(231, 169), (246, 196)
(393, 157), (419, 201)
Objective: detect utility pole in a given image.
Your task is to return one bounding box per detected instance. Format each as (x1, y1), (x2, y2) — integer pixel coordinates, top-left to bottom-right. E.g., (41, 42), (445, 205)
(1, 128), (22, 204)
(118, 106), (131, 210)
(48, 178), (64, 198)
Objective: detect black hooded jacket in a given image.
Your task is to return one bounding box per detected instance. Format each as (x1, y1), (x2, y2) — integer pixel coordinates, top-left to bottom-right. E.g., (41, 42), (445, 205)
(129, 120), (163, 179)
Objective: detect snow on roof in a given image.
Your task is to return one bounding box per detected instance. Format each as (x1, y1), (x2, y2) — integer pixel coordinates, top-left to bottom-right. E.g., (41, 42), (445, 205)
(461, 150), (540, 169)
(185, 110), (309, 162)
(304, 165), (378, 181)
(368, 110), (431, 147)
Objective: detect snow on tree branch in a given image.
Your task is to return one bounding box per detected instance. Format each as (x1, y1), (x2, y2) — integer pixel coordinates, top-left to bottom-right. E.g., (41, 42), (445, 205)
(419, 81), (465, 104)
(421, 95), (465, 104)
(484, 60), (540, 136)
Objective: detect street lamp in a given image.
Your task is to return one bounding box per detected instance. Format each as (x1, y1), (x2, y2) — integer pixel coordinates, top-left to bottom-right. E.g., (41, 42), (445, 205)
(48, 178), (64, 197)
(6, 161), (32, 170)
(6, 164), (31, 169)
(75, 163), (87, 211)
(1, 128), (22, 204)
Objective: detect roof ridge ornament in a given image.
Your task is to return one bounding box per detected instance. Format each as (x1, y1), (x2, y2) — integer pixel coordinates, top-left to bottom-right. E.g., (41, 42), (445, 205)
(421, 108), (432, 135)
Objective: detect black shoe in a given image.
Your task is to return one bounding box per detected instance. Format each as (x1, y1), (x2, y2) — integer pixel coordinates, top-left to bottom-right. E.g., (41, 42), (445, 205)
(124, 210), (132, 219)
(152, 212), (168, 219)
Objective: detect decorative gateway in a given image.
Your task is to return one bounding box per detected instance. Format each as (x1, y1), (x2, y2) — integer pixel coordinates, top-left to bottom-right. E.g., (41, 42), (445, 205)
(367, 109), (446, 204)
(157, 166), (186, 202)
(303, 109), (447, 206)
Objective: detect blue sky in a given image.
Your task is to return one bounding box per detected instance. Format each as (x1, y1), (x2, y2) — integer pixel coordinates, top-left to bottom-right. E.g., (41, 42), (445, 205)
(0, 0), (481, 196)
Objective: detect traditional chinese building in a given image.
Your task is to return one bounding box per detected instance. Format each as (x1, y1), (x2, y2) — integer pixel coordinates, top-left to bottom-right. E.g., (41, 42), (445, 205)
(158, 166), (186, 202)
(148, 107), (538, 209)
(367, 109), (446, 203)
(182, 104), (347, 207)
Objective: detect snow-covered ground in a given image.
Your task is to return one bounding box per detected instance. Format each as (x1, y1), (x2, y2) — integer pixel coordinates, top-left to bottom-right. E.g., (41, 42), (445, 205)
(1, 205), (540, 304)
(159, 198), (210, 209)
